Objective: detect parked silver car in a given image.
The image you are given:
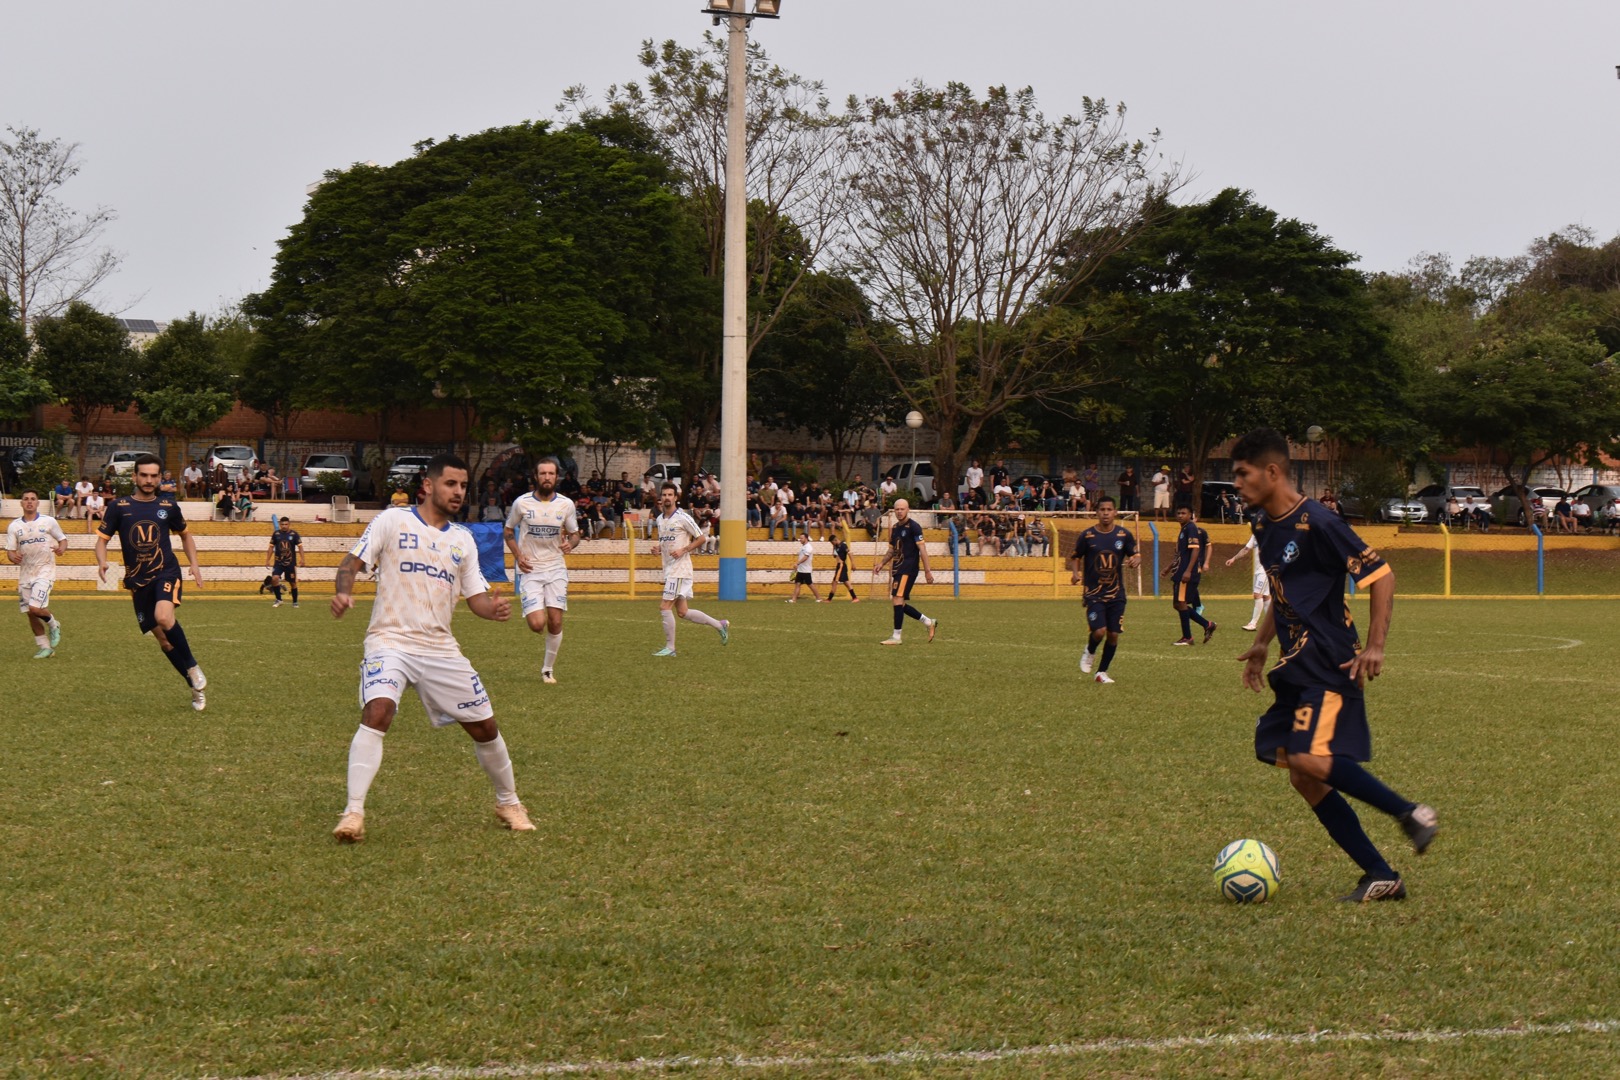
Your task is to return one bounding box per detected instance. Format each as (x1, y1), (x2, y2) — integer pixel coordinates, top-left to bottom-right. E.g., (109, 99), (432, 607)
(1375, 498), (1428, 523)
(1412, 484), (1491, 520)
(1489, 485), (1567, 526)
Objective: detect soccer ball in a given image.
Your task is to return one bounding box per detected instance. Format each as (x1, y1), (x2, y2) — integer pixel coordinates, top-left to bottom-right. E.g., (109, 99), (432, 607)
(1213, 839), (1280, 903)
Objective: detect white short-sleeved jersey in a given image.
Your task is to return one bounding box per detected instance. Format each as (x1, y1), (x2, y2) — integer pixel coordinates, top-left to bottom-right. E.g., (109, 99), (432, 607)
(7, 515), (66, 583)
(349, 507), (488, 657)
(505, 492), (578, 576)
(796, 540), (814, 573)
(657, 509), (702, 579)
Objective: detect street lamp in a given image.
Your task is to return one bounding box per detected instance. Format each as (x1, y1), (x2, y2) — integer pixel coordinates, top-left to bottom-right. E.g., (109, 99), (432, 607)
(905, 411), (924, 495)
(704, 0), (780, 602)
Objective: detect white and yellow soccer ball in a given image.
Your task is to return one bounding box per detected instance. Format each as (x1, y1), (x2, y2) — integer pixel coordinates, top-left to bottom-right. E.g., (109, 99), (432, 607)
(1213, 839), (1280, 903)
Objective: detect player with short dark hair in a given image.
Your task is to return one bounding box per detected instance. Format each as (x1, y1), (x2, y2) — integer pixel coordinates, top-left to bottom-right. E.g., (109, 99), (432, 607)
(1166, 505), (1215, 645)
(94, 454), (208, 710)
(263, 518), (306, 607)
(830, 528), (859, 602)
(1068, 495), (1140, 684)
(7, 488), (68, 658)
(652, 482), (729, 656)
(872, 498), (937, 645)
(1231, 428), (1438, 902)
(505, 456), (580, 684)
(329, 452), (534, 842)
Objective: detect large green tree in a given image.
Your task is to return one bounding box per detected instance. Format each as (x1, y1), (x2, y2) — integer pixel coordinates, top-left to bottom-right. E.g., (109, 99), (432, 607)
(248, 120), (697, 457)
(29, 301), (141, 472)
(837, 82), (1177, 490)
(749, 272), (900, 481)
(137, 312), (235, 453)
(0, 293), (51, 424)
(1074, 188), (1398, 470)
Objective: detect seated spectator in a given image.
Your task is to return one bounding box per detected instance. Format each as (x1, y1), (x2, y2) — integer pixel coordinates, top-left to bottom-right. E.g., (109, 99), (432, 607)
(641, 472), (658, 505)
(1009, 515), (1030, 556)
(1553, 498), (1576, 533)
(1320, 490), (1342, 517)
(991, 482), (1014, 510)
(1443, 495), (1462, 526)
(1028, 517), (1050, 556)
(54, 479), (75, 518)
(977, 513), (1001, 556)
(938, 491), (958, 511)
(83, 489), (106, 532)
(480, 495), (505, 523)
(211, 463), (229, 495)
(390, 486), (411, 508)
(236, 488), (256, 521)
(879, 475), (898, 505)
(158, 470), (178, 495)
(1040, 480), (1063, 512)
(74, 475), (94, 516)
(1604, 498), (1620, 534)
(1462, 496), (1490, 532)
(183, 461), (204, 498)
(216, 486), (237, 520)
(767, 499), (789, 541)
(1067, 478), (1087, 513)
(1016, 479), (1036, 510)
(858, 497), (882, 538)
(1571, 499), (1593, 532)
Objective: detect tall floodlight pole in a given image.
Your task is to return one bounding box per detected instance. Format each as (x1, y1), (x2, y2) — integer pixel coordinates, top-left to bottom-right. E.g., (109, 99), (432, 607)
(702, 0), (779, 601)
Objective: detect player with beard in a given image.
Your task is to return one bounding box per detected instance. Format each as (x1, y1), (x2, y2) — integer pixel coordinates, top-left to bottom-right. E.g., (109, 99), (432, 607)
(95, 455), (209, 710)
(505, 457), (580, 684)
(330, 453), (534, 842)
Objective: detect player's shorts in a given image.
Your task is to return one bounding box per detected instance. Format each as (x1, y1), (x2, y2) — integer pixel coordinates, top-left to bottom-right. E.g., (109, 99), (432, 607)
(1252, 570), (1269, 596)
(1254, 682), (1371, 765)
(1085, 597), (1126, 634)
(1153, 490), (1170, 509)
(130, 573), (183, 634)
(890, 565), (919, 601)
(794, 571), (813, 585)
(662, 576), (694, 602)
(834, 564), (850, 583)
(517, 570), (568, 615)
(1174, 579), (1201, 607)
(17, 577), (53, 614)
(272, 561), (298, 581)
(359, 649), (493, 727)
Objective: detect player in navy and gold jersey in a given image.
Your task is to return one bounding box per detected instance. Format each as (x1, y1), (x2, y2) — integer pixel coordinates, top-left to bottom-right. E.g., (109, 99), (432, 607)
(872, 498), (937, 645)
(1165, 505), (1216, 645)
(93, 454), (209, 710)
(263, 519), (305, 607)
(1068, 495), (1140, 684)
(1231, 429), (1438, 902)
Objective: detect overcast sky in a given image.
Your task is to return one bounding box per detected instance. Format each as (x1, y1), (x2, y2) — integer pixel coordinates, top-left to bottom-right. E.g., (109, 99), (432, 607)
(7, 0), (1619, 322)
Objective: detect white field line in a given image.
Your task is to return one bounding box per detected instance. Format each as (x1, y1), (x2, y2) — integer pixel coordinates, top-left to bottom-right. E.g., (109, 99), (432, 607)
(221, 1019), (1620, 1080)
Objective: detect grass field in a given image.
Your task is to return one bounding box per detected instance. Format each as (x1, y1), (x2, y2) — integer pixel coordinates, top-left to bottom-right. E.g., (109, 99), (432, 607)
(3, 593), (1617, 1078)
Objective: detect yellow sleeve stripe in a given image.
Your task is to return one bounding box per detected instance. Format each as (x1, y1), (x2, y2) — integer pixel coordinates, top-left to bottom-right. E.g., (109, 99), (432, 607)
(1358, 563), (1392, 588)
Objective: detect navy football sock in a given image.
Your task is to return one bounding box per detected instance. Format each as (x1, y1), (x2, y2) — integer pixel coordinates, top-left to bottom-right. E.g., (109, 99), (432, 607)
(1085, 636), (1100, 655)
(1187, 609), (1210, 630)
(1099, 642), (1118, 672)
(893, 607), (905, 632)
(163, 621), (198, 679)
(1312, 790), (1395, 877)
(1179, 611), (1192, 637)
(1328, 758), (1417, 819)
(271, 583), (284, 601)
(903, 604), (924, 622)
(290, 584), (298, 602)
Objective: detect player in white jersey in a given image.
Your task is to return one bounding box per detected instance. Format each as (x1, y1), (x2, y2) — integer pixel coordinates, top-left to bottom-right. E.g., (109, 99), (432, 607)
(1224, 522), (1272, 631)
(6, 489), (68, 659)
(652, 481), (729, 656)
(505, 456), (580, 685)
(329, 453), (534, 843)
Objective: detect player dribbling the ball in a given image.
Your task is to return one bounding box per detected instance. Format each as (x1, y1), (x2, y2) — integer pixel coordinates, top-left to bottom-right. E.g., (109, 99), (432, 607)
(1230, 429), (1438, 902)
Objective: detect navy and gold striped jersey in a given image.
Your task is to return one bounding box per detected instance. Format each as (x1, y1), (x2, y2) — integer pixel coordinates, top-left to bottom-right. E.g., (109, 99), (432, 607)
(1257, 496), (1391, 694)
(1070, 525), (1138, 602)
(1174, 520), (1208, 581)
(271, 528), (303, 564)
(99, 496), (188, 588)
(888, 518), (924, 571)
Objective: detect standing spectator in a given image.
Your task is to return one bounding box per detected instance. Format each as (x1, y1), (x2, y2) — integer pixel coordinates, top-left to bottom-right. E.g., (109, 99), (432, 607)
(1082, 463), (1103, 507)
(989, 459), (1010, 499)
(183, 461), (204, 498)
(1174, 465), (1196, 512)
(964, 460), (984, 506)
(1117, 466), (1139, 513)
(617, 471), (637, 514)
(1151, 465), (1171, 520)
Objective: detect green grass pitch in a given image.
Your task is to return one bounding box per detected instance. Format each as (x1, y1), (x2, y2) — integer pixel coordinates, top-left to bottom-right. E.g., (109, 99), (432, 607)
(3, 593), (1617, 1078)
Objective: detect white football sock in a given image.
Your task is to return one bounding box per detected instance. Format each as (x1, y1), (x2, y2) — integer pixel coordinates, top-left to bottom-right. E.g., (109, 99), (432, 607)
(35, 634), (48, 648)
(662, 609), (677, 649)
(473, 733), (519, 806)
(1251, 599), (1266, 624)
(543, 630), (562, 672)
(684, 608), (722, 630)
(345, 725), (385, 814)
